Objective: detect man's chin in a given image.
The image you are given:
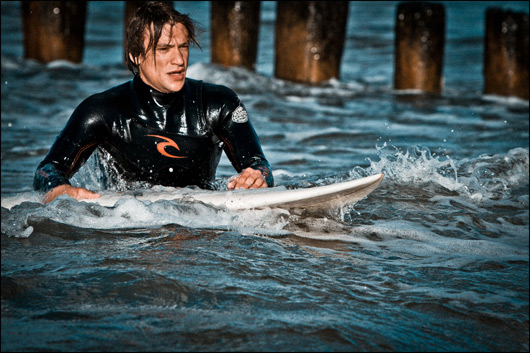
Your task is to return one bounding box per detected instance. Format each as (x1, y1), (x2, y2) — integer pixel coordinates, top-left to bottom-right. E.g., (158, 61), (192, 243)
(166, 79), (186, 93)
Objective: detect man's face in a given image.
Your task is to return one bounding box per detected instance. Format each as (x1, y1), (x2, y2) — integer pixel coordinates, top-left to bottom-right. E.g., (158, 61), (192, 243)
(133, 22), (190, 93)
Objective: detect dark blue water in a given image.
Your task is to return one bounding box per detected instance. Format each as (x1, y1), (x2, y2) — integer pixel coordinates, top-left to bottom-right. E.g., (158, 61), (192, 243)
(2, 1), (528, 351)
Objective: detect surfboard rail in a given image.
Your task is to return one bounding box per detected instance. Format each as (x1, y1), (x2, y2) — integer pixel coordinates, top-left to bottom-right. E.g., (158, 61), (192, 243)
(88, 173), (384, 211)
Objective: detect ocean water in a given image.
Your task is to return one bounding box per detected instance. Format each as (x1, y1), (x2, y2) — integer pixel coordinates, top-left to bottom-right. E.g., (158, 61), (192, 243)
(1, 1), (529, 351)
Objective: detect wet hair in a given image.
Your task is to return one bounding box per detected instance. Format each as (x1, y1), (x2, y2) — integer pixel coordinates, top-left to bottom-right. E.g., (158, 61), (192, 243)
(125, 1), (201, 74)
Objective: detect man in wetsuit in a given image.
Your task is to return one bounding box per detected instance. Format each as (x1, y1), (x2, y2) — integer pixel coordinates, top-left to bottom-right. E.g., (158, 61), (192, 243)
(34, 1), (273, 203)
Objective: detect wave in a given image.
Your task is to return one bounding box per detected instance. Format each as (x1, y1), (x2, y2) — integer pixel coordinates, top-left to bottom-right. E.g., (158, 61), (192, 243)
(366, 145), (529, 201)
(2, 146), (527, 239)
(1, 194), (293, 239)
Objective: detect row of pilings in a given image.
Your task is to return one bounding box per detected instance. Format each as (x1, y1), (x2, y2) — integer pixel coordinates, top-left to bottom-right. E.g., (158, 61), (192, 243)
(21, 1), (529, 100)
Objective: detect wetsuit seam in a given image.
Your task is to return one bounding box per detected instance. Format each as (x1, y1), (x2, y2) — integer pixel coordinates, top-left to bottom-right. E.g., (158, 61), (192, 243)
(66, 141), (98, 177)
(219, 136), (235, 159)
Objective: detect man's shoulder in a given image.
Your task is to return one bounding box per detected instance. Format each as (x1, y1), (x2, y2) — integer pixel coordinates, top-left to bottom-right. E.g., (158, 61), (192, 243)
(188, 78), (239, 105)
(71, 80), (132, 122)
(84, 80), (132, 104)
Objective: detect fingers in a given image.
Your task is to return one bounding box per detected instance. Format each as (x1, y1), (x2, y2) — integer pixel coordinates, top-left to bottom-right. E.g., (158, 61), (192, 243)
(227, 168), (268, 190)
(44, 185), (70, 204)
(76, 188), (101, 200)
(44, 185), (100, 204)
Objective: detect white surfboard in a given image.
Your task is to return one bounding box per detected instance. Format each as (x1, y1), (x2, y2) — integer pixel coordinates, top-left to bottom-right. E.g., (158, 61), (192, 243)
(86, 173), (383, 211)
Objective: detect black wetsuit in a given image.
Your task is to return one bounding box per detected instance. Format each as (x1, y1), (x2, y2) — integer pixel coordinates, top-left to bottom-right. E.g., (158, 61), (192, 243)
(33, 76), (273, 192)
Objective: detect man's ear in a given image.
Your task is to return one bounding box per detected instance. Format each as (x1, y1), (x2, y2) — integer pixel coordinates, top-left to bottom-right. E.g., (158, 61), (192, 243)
(129, 53), (141, 66)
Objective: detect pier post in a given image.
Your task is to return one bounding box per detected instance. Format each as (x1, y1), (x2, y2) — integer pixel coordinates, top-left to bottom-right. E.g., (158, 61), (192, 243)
(123, 1), (149, 66)
(274, 1), (349, 84)
(210, 1), (261, 71)
(484, 8), (529, 100)
(21, 1), (87, 63)
(393, 2), (445, 94)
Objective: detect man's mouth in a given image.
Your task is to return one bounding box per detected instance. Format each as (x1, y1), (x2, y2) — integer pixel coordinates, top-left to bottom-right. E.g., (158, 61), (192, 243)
(168, 70), (184, 76)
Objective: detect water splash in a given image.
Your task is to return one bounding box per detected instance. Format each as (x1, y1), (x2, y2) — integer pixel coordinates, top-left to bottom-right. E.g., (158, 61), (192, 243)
(366, 144), (528, 202)
(3, 146), (527, 238)
(1, 193), (292, 238)
(367, 143), (459, 188)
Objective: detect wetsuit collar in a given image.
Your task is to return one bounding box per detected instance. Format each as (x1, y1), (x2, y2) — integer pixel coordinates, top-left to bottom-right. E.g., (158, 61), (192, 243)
(133, 75), (184, 106)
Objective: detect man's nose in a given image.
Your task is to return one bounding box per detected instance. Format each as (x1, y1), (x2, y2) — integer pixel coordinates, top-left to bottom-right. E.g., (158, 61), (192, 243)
(172, 48), (185, 65)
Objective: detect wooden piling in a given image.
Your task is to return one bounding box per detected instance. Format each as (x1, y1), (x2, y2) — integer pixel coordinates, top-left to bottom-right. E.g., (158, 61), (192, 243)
(274, 1), (349, 84)
(394, 2), (445, 94)
(484, 8), (529, 100)
(21, 1), (87, 63)
(210, 1), (261, 71)
(123, 1), (149, 66)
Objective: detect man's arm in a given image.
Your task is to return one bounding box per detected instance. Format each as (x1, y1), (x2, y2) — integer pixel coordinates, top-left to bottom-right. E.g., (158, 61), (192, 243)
(34, 95), (106, 203)
(34, 161), (100, 203)
(216, 102), (274, 189)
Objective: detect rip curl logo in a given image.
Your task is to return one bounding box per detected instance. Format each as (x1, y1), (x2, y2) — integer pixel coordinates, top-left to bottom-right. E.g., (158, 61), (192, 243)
(147, 135), (187, 159)
(231, 105), (248, 123)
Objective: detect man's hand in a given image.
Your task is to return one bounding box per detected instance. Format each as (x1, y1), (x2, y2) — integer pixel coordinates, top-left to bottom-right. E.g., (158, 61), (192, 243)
(44, 184), (101, 204)
(227, 167), (268, 190)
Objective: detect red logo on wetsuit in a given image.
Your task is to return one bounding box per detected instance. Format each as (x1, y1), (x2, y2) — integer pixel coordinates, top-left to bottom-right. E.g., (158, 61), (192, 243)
(147, 135), (187, 159)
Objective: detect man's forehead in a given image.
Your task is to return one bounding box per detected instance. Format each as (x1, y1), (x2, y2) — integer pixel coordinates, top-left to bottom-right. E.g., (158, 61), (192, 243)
(144, 22), (189, 42)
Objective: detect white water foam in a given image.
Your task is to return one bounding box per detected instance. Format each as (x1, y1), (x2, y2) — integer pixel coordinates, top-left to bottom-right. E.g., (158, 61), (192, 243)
(366, 144), (529, 201)
(1, 192), (292, 238)
(2, 147), (527, 240)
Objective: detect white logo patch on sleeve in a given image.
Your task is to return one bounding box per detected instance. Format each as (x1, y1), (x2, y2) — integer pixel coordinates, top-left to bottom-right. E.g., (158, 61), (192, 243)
(231, 105), (249, 123)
